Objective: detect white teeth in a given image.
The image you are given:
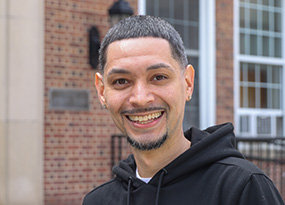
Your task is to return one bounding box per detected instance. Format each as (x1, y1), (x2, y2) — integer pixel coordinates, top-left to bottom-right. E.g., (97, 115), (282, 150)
(128, 112), (162, 124)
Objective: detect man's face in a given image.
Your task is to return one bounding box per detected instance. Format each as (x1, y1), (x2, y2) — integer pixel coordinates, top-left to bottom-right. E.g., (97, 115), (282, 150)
(95, 37), (194, 151)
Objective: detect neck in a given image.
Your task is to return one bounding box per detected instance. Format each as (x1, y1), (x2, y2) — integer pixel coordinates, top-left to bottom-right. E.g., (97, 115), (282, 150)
(132, 133), (191, 178)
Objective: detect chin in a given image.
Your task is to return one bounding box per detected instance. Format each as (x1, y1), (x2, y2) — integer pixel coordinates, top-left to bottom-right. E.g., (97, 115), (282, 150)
(126, 132), (168, 151)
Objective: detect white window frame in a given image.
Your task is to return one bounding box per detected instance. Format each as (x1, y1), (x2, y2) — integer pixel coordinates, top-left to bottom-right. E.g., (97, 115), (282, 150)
(138, 0), (216, 129)
(234, 0), (285, 137)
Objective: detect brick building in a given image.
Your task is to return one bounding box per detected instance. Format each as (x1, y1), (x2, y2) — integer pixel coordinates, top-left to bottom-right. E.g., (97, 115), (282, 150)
(0, 0), (284, 204)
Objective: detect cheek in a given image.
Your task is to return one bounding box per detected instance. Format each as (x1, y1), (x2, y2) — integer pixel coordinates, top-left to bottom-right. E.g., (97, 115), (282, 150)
(106, 97), (126, 131)
(105, 91), (128, 111)
(162, 86), (185, 104)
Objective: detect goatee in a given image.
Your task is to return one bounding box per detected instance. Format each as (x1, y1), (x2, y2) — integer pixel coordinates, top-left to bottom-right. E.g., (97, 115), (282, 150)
(126, 132), (168, 151)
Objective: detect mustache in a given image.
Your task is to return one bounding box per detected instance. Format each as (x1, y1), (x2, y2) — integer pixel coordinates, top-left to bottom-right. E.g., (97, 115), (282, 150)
(121, 107), (165, 115)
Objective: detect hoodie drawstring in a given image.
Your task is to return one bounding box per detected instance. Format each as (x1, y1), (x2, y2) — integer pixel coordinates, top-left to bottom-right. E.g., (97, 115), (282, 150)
(155, 169), (167, 205)
(127, 169), (167, 205)
(127, 177), (133, 205)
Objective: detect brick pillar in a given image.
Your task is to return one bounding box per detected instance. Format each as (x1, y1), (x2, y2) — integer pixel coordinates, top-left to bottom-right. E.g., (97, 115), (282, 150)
(216, 0), (234, 124)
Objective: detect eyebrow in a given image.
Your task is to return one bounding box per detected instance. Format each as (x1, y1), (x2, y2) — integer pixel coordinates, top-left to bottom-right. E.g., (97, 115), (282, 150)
(147, 63), (174, 72)
(106, 63), (174, 77)
(106, 68), (132, 77)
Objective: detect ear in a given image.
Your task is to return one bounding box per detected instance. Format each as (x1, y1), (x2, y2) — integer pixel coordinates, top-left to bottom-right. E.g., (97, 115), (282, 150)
(184, 65), (195, 101)
(94, 72), (106, 106)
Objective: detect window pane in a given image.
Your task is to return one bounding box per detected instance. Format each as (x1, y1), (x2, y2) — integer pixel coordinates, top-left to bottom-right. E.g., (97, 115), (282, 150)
(250, 35), (257, 55)
(275, 13), (281, 32)
(240, 33), (245, 54)
(158, 0), (170, 17)
(262, 36), (269, 56)
(277, 117), (283, 136)
(275, 0), (281, 7)
(248, 87), (256, 108)
(240, 115), (250, 133)
(260, 88), (268, 108)
(260, 65), (267, 83)
(240, 64), (244, 81)
(240, 86), (244, 107)
(146, 0), (154, 15)
(272, 89), (281, 109)
(188, 26), (199, 50)
(250, 0), (258, 4)
(188, 0), (199, 22)
(240, 7), (245, 28)
(250, 8), (257, 29)
(272, 66), (281, 84)
(244, 7), (250, 29)
(248, 63), (255, 82)
(174, 23), (184, 42)
(262, 11), (269, 30)
(262, 0), (269, 5)
(174, 0), (184, 20)
(274, 38), (281, 58)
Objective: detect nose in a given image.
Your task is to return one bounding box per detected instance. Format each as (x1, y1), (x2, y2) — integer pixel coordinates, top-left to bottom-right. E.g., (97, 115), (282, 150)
(129, 82), (154, 107)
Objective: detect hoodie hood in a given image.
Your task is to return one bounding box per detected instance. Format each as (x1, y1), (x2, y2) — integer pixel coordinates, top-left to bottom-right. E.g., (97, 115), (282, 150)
(112, 123), (244, 204)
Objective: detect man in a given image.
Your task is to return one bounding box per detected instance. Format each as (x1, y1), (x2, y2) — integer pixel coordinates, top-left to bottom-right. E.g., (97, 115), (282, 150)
(83, 15), (284, 205)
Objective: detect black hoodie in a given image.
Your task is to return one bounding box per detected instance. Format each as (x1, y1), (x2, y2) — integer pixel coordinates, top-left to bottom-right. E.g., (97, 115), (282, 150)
(83, 123), (284, 205)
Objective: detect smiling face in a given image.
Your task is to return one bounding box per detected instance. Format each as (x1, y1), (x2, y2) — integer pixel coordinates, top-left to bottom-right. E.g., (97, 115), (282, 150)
(95, 37), (194, 151)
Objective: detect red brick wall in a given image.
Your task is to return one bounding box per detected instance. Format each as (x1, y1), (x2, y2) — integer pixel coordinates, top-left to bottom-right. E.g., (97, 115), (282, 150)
(215, 0), (234, 125)
(44, 0), (137, 204)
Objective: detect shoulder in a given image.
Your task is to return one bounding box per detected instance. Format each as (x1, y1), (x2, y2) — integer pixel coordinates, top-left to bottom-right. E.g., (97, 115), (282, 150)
(216, 157), (284, 204)
(215, 157), (267, 185)
(217, 157), (265, 175)
(207, 156), (268, 189)
(83, 179), (120, 204)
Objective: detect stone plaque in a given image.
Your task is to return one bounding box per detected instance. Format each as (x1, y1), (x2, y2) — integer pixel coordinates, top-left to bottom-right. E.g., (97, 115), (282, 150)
(49, 88), (90, 111)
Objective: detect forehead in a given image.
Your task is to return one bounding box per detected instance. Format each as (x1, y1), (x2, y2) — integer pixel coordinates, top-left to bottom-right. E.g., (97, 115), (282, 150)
(103, 37), (181, 78)
(105, 37), (174, 65)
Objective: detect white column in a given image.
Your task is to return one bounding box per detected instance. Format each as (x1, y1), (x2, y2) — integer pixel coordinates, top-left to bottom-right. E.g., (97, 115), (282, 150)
(138, 0), (146, 15)
(199, 0), (216, 129)
(0, 0), (44, 204)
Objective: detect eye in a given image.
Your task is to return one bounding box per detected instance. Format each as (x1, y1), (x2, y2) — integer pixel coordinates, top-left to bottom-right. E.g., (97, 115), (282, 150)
(114, 78), (129, 85)
(111, 78), (131, 89)
(153, 75), (167, 81)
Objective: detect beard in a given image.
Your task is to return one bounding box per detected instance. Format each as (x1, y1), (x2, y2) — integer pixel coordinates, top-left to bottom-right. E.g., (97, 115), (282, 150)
(126, 132), (168, 151)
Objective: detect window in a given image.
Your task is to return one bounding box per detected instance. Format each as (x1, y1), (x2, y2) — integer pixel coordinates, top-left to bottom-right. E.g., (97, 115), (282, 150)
(239, 0), (282, 57)
(145, 0), (200, 129)
(240, 63), (282, 109)
(236, 0), (284, 137)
